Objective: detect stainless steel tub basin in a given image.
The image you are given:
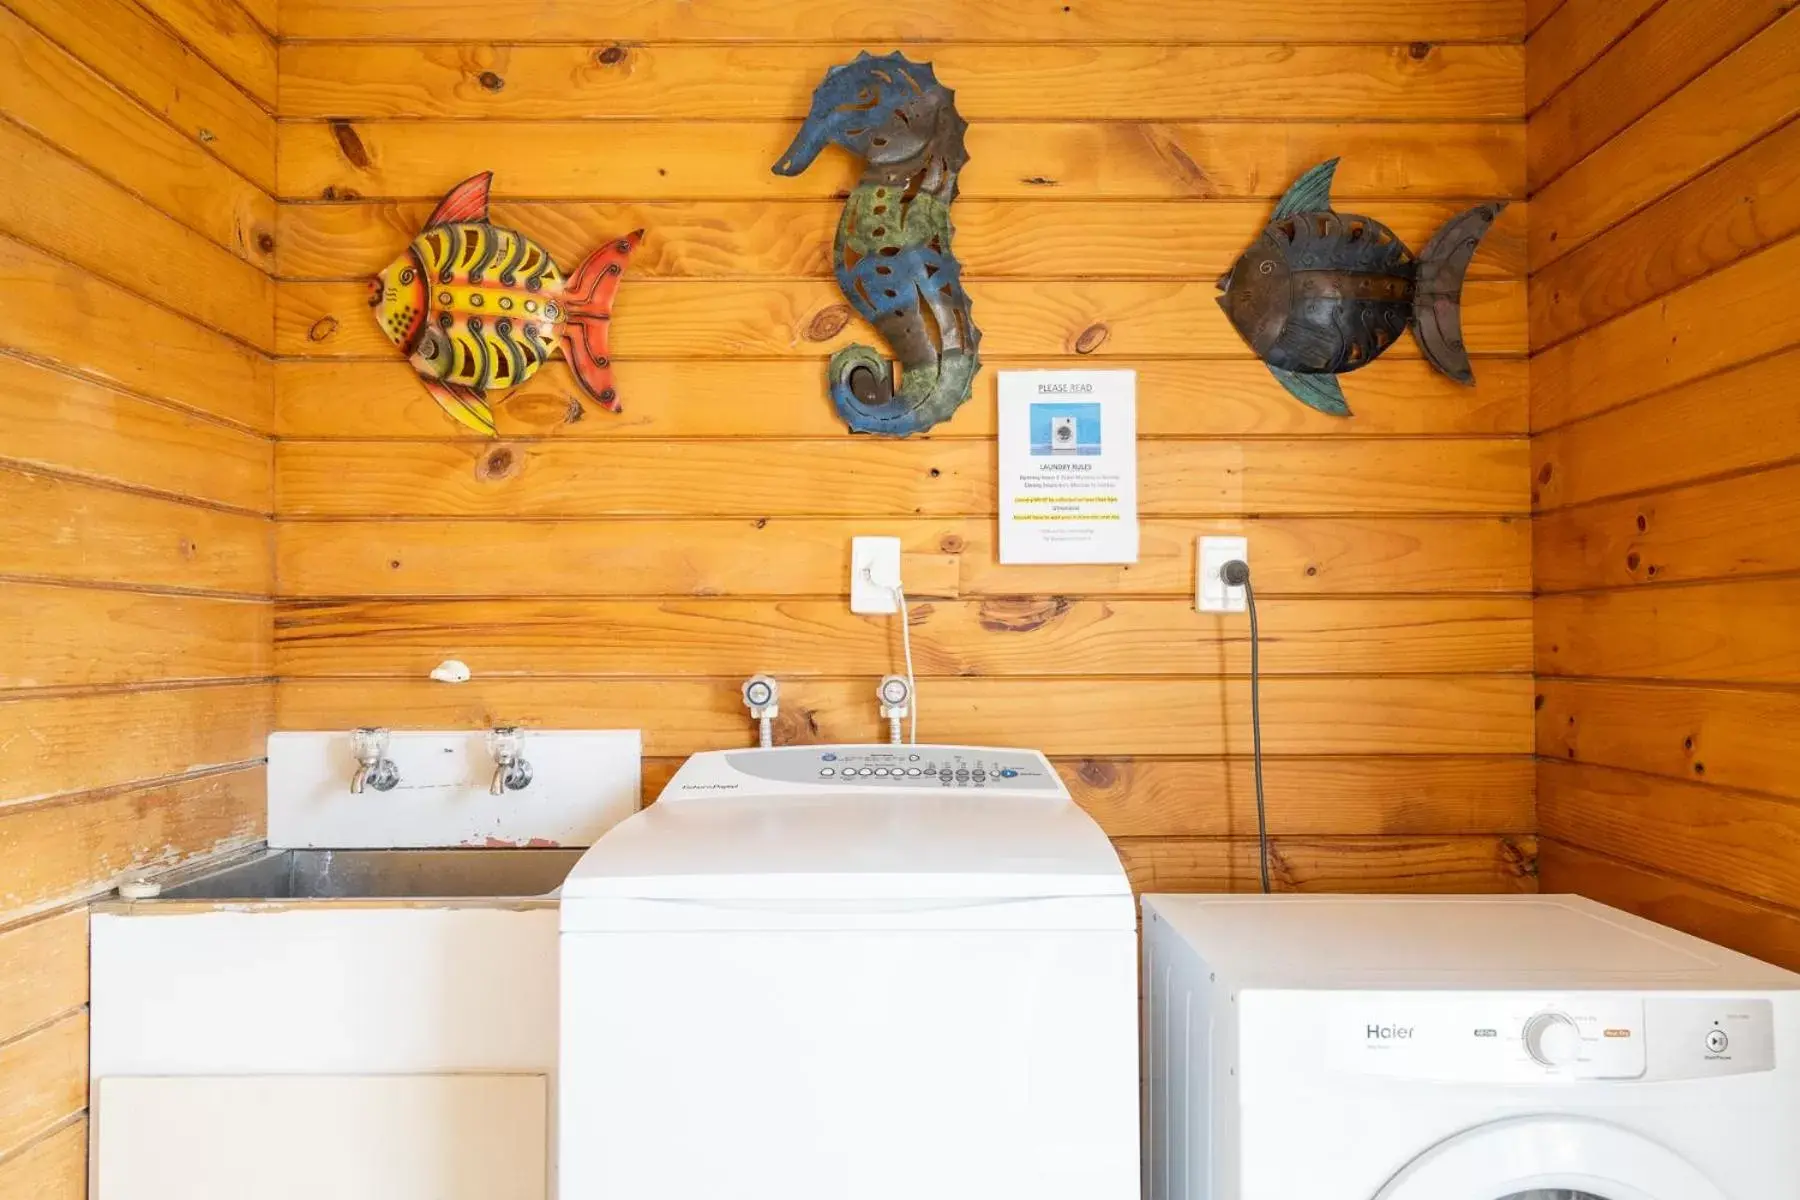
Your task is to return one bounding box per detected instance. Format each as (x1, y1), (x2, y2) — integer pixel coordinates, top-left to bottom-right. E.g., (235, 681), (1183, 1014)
(151, 848), (584, 901)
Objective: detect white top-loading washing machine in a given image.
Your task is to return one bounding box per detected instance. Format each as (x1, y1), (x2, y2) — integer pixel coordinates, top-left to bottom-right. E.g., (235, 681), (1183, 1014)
(1142, 894), (1800, 1200)
(561, 745), (1139, 1200)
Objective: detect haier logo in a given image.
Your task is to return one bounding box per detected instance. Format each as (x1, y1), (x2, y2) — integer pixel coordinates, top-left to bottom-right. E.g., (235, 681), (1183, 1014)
(1366, 1024), (1414, 1040)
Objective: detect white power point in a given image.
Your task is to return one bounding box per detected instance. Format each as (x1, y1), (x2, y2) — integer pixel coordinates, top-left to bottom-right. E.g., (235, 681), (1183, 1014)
(851, 536), (902, 614)
(1197, 536), (1248, 613)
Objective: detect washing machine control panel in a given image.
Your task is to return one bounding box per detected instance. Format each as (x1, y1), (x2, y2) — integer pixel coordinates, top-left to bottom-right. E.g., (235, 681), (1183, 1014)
(1326, 994), (1777, 1083)
(685, 746), (1064, 794)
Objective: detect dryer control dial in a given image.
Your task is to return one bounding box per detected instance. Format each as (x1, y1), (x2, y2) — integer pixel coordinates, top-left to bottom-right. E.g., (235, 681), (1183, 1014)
(1523, 1011), (1581, 1067)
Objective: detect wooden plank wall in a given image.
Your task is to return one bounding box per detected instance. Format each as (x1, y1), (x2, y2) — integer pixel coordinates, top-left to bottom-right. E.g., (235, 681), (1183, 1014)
(1527, 0), (1800, 967)
(271, 1), (1536, 896)
(0, 0), (276, 1190)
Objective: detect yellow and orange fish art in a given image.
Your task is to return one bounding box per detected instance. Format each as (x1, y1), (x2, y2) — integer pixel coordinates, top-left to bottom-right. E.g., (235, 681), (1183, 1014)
(369, 172), (641, 435)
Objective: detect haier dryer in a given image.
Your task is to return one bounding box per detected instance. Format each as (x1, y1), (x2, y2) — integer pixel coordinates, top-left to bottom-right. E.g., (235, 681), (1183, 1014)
(1142, 894), (1800, 1200)
(561, 744), (1140, 1200)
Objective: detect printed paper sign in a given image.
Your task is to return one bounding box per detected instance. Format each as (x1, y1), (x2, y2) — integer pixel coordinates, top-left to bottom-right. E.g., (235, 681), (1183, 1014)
(998, 370), (1138, 564)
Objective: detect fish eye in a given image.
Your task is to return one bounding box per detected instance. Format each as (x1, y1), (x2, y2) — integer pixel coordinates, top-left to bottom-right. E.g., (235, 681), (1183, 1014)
(400, 268), (415, 284)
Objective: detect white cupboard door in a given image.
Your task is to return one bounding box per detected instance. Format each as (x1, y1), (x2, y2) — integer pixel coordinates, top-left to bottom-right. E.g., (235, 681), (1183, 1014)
(95, 1074), (546, 1200)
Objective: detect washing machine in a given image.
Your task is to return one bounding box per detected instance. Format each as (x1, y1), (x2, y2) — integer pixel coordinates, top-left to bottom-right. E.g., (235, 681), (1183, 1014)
(561, 744), (1139, 1200)
(1142, 894), (1800, 1200)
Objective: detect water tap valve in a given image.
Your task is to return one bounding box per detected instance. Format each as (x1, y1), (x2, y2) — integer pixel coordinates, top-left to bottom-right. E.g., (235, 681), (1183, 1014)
(350, 727), (399, 794)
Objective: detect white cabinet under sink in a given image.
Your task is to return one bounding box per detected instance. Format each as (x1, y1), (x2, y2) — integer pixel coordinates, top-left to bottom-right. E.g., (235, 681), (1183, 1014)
(96, 1074), (546, 1200)
(90, 903), (563, 1196)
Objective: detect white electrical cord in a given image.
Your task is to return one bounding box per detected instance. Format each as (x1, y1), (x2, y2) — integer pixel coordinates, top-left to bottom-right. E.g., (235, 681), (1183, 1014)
(891, 584), (918, 745)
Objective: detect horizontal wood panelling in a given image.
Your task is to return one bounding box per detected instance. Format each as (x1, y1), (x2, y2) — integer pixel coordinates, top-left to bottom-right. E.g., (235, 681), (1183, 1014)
(277, 676), (1533, 757)
(0, 1116), (83, 1200)
(1525, 0), (1788, 193)
(0, 912), (85, 1047)
(1537, 580), (1800, 684)
(1536, 679), (1799, 803)
(0, 1012), (84, 1160)
(0, 236), (274, 433)
(1538, 841), (1800, 971)
(0, 121), (272, 349)
(1531, 349), (1800, 511)
(275, 197), (1529, 283)
(1529, 233), (1800, 430)
(1534, 463), (1800, 593)
(134, 0), (277, 109)
(276, 438), (1530, 519)
(1117, 834), (1535, 894)
(278, 277), (1528, 360)
(0, 469), (272, 596)
(1539, 760), (1800, 911)
(1529, 117), (1800, 350)
(1523, 0), (1660, 114)
(276, 515), (1530, 599)
(278, 0), (1526, 42)
(0, 584), (271, 690)
(278, 357), (1531, 440)
(0, 683), (272, 806)
(4, 0), (273, 190)
(273, 597), (1533, 679)
(0, 355), (271, 513)
(1528, 9), (1800, 270)
(0, 767), (265, 921)
(279, 43), (1525, 122)
(0, 7), (274, 271)
(277, 120), (1526, 202)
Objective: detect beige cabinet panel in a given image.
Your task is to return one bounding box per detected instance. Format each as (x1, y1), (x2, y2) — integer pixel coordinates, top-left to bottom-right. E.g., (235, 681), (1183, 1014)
(95, 1074), (545, 1200)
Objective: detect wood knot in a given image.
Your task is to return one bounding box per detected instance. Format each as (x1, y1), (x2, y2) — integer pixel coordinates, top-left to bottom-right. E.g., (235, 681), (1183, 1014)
(477, 70), (504, 91)
(564, 396), (585, 424)
(1635, 513), (1648, 532)
(753, 517), (768, 529)
(1020, 176), (1058, 187)
(320, 185), (361, 201)
(479, 445), (520, 480)
(939, 534), (965, 554)
(388, 559), (402, 570)
(329, 120), (371, 169)
(596, 45), (628, 66)
(1534, 694), (1545, 710)
(1536, 463), (1554, 485)
(1073, 323), (1109, 355)
(1304, 564), (1319, 577)
(977, 595), (1071, 634)
(1625, 552), (1641, 571)
(178, 537), (198, 561)
(256, 232), (276, 254)
(307, 315), (339, 342)
(1408, 41), (1432, 60)
(805, 304), (853, 342)
(1076, 758), (1118, 789)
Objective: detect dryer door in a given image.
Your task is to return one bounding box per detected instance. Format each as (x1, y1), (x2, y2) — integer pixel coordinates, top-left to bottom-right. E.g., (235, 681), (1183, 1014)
(1374, 1116), (1727, 1200)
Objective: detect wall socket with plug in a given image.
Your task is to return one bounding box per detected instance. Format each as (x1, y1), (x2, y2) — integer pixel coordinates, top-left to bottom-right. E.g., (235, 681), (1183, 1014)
(1196, 536), (1248, 613)
(850, 537), (902, 614)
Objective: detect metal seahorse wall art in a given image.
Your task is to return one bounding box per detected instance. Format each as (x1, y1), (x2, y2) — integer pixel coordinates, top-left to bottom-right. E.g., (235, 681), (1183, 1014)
(774, 52), (981, 436)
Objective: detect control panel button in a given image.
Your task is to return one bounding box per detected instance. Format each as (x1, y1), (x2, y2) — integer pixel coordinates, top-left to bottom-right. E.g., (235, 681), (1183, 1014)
(873, 767), (890, 776)
(999, 768), (1019, 778)
(906, 767), (922, 776)
(1523, 1011), (1582, 1068)
(818, 767), (834, 777)
(1706, 1029), (1730, 1054)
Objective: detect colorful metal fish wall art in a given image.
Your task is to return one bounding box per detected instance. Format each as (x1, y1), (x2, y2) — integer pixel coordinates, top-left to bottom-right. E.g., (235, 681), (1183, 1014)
(370, 172), (641, 435)
(1215, 158), (1507, 417)
(773, 52), (981, 437)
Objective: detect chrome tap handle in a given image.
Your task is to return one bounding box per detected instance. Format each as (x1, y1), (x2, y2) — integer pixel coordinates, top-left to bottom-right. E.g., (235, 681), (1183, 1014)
(350, 727), (399, 794)
(488, 726), (534, 795)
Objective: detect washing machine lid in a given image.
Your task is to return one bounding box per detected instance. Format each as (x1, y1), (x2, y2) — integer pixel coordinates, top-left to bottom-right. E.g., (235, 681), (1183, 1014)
(559, 788), (1130, 911)
(1374, 1115), (1727, 1200)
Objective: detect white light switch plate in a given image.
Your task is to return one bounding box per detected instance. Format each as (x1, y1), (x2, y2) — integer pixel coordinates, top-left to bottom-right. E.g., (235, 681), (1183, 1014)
(1197, 536), (1248, 613)
(851, 536), (902, 614)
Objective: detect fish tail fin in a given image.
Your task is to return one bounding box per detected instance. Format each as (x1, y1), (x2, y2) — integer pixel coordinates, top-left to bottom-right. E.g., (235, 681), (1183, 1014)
(559, 230), (642, 413)
(1411, 202), (1507, 385)
(422, 378), (496, 436)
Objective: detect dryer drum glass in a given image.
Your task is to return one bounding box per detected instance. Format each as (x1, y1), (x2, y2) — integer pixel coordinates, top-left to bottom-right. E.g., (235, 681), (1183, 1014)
(1499, 1191), (1613, 1200)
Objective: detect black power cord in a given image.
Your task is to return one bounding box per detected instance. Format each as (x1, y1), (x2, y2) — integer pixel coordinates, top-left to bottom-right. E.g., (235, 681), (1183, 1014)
(1220, 559), (1269, 894)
